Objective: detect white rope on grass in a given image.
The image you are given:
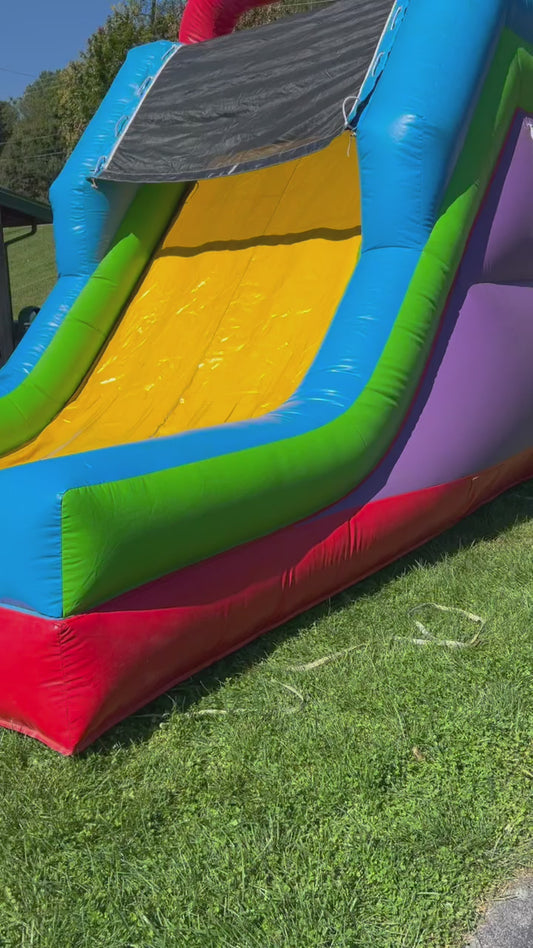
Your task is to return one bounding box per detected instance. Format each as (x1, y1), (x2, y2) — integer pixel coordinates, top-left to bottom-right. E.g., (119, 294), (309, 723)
(183, 708), (247, 717)
(287, 642), (365, 672)
(394, 602), (486, 649)
(269, 678), (305, 703)
(173, 678), (306, 720)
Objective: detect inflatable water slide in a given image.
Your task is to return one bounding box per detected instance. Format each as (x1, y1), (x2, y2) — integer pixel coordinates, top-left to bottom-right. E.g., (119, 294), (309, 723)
(1, 0), (533, 752)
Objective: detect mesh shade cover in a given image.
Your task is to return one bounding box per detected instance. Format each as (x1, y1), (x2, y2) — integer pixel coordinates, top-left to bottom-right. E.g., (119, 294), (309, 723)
(99, 0), (394, 183)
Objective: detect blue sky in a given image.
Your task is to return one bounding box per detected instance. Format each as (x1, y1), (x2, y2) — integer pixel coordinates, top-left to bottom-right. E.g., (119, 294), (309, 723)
(0, 0), (118, 99)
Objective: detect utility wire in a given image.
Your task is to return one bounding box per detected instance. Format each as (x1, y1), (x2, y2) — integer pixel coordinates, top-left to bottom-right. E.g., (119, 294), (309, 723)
(24, 151), (66, 159)
(0, 150), (67, 161)
(0, 134), (62, 148)
(0, 66), (38, 79)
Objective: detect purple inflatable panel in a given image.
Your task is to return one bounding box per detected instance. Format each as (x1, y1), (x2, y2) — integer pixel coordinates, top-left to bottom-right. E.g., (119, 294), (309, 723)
(342, 111), (533, 509)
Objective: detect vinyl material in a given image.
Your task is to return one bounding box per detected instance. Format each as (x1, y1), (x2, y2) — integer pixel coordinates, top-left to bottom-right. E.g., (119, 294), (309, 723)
(0, 138), (361, 466)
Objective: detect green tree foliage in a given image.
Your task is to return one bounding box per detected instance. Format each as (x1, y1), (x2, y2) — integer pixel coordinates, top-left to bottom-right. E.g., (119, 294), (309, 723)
(242, 0), (329, 30)
(0, 0), (324, 198)
(0, 72), (64, 201)
(0, 100), (17, 158)
(59, 0), (325, 152)
(59, 0), (182, 152)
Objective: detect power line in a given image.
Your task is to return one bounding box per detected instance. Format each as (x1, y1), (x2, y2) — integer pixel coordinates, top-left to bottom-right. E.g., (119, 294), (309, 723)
(26, 151), (66, 159)
(0, 132), (64, 148)
(0, 150), (67, 161)
(0, 134), (61, 148)
(1, 76), (66, 91)
(0, 66), (38, 80)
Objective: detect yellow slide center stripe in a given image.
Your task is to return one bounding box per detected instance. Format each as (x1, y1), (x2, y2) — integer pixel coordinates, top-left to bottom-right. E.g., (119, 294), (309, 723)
(1, 135), (361, 469)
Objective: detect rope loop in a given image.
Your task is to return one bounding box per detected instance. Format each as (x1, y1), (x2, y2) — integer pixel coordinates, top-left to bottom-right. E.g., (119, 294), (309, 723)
(92, 155), (107, 176)
(114, 115), (129, 138)
(342, 94), (358, 128)
(161, 44), (177, 63)
(138, 75), (153, 97)
(371, 51), (386, 77)
(391, 4), (403, 30)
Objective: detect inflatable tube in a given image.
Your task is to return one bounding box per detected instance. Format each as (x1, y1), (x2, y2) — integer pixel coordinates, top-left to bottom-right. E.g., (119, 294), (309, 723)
(179, 0), (278, 43)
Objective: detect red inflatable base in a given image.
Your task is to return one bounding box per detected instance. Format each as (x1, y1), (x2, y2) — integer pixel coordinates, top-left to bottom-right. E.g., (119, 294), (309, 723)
(1, 447), (532, 754)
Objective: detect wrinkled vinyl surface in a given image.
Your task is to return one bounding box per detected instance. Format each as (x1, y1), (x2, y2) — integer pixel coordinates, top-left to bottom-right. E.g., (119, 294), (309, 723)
(0, 137), (360, 467)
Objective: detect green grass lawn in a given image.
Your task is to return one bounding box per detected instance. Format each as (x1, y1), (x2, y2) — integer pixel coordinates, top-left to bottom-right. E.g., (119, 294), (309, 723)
(0, 489), (532, 947)
(5, 224), (57, 321)
(0, 239), (532, 947)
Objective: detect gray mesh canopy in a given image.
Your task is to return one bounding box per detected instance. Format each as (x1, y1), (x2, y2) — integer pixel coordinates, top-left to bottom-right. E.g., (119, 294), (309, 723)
(98, 0), (394, 184)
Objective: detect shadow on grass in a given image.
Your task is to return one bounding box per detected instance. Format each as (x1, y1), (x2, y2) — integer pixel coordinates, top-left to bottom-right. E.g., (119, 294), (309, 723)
(90, 479), (533, 756)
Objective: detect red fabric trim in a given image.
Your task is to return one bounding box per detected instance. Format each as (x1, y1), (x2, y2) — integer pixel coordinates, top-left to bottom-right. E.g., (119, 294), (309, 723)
(179, 0), (277, 43)
(1, 447), (532, 754)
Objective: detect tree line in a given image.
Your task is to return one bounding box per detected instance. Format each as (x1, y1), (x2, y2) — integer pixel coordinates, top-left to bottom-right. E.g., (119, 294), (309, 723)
(0, 0), (323, 202)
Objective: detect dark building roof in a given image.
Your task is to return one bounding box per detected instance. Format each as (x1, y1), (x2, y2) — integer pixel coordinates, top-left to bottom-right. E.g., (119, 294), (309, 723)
(0, 187), (52, 228)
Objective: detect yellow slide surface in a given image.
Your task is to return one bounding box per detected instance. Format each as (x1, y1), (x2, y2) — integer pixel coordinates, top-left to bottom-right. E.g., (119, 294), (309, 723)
(1, 136), (362, 469)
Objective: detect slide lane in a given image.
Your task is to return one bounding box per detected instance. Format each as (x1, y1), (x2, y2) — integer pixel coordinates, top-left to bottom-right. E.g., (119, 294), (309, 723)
(0, 136), (361, 470)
